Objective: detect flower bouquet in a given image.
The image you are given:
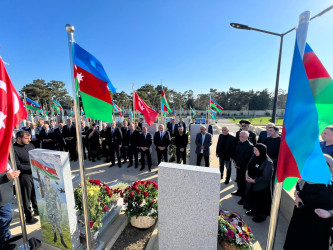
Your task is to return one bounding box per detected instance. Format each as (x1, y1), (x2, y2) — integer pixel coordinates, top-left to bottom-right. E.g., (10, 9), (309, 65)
(122, 180), (158, 228)
(218, 210), (254, 250)
(74, 179), (124, 232)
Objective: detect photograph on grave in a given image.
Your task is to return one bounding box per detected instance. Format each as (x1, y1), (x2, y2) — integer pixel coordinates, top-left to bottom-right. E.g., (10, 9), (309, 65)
(29, 149), (79, 250)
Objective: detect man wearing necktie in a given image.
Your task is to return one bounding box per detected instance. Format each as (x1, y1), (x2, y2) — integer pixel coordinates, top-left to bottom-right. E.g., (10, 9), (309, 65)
(175, 126), (188, 164)
(139, 126), (152, 171)
(106, 121), (123, 168)
(81, 121), (89, 160)
(121, 120), (129, 164)
(168, 118), (179, 137)
(54, 123), (65, 151)
(63, 119), (77, 161)
(195, 125), (212, 167)
(154, 124), (171, 164)
(178, 118), (187, 133)
(125, 124), (140, 168)
(39, 123), (55, 150)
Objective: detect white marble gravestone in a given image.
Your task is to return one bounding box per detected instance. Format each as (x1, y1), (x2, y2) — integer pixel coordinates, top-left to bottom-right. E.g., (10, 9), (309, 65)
(158, 163), (220, 250)
(190, 124), (202, 166)
(29, 149), (80, 250)
(143, 123), (158, 166)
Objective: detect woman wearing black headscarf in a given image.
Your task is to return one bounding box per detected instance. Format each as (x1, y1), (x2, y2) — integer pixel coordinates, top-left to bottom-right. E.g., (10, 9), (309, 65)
(283, 154), (333, 250)
(243, 143), (273, 223)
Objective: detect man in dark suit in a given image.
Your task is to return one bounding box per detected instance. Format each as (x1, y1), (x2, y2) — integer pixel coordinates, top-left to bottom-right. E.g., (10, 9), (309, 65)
(138, 118), (144, 130)
(135, 122), (142, 133)
(189, 118), (197, 132)
(139, 126), (152, 171)
(235, 120), (257, 145)
(154, 124), (171, 164)
(175, 126), (188, 164)
(195, 125), (213, 167)
(232, 131), (254, 205)
(258, 123), (274, 143)
(54, 123), (65, 151)
(216, 126), (235, 184)
(206, 121), (213, 135)
(39, 123), (56, 150)
(125, 123), (140, 168)
(106, 121), (123, 168)
(81, 121), (90, 160)
(178, 118), (187, 133)
(63, 119), (77, 161)
(121, 120), (129, 164)
(168, 118), (179, 137)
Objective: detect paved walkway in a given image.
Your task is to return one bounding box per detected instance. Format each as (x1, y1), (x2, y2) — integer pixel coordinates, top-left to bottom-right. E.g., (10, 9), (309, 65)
(10, 119), (288, 249)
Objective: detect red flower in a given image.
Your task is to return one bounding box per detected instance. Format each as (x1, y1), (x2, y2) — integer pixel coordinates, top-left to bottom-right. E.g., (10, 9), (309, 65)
(95, 180), (101, 186)
(238, 222), (242, 227)
(109, 191), (113, 197)
(248, 227), (252, 232)
(124, 199), (127, 203)
(136, 189), (141, 194)
(104, 206), (108, 212)
(143, 192), (149, 197)
(227, 229), (234, 239)
(138, 202), (142, 206)
(238, 233), (242, 237)
(89, 221), (94, 227)
(130, 191), (134, 198)
(120, 193), (124, 198)
(77, 220), (81, 224)
(152, 199), (155, 204)
(147, 181), (152, 184)
(88, 180), (94, 184)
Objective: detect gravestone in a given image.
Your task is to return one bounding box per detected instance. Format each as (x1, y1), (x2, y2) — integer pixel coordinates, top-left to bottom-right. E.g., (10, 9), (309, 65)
(158, 163), (220, 250)
(190, 124), (202, 166)
(143, 123), (158, 166)
(29, 149), (80, 250)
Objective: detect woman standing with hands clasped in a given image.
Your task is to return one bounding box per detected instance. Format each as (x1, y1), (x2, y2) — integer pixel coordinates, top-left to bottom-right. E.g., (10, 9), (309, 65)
(284, 154), (333, 250)
(243, 143), (273, 223)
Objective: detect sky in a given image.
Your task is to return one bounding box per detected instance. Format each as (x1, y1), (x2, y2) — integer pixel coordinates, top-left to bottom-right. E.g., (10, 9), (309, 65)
(1, 0), (333, 97)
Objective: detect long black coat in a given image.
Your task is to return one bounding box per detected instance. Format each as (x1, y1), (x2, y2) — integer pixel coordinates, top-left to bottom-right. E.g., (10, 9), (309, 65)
(175, 133), (188, 149)
(106, 127), (123, 146)
(234, 140), (253, 169)
(139, 133), (152, 148)
(154, 131), (171, 149)
(216, 134), (235, 159)
(39, 129), (55, 150)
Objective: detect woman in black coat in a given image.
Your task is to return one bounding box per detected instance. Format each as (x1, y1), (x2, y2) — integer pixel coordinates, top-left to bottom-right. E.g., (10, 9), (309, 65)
(283, 154), (333, 250)
(244, 143), (273, 223)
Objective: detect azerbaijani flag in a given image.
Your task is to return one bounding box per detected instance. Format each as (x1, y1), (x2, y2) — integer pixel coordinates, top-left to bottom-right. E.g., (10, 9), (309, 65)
(112, 101), (123, 117)
(276, 41), (332, 190)
(206, 107), (210, 111)
(26, 97), (42, 111)
(210, 109), (217, 121)
(51, 99), (62, 112)
(73, 43), (115, 123)
(161, 86), (172, 112)
(31, 159), (59, 180)
(173, 110), (177, 118)
(180, 107), (184, 112)
(210, 98), (223, 112)
(130, 110), (133, 119)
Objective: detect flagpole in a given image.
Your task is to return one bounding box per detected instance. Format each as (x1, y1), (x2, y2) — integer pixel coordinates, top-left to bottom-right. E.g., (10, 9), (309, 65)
(209, 95), (211, 124)
(265, 11), (310, 250)
(65, 24), (92, 250)
(132, 83), (135, 122)
(9, 145), (29, 249)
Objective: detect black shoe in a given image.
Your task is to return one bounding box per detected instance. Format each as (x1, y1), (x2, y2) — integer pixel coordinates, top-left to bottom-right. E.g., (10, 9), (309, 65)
(140, 167), (145, 171)
(148, 168), (151, 172)
(118, 164), (122, 168)
(246, 210), (255, 216)
(1, 243), (16, 250)
(3, 235), (23, 245)
(231, 191), (242, 196)
(237, 199), (244, 205)
(224, 180), (229, 185)
(135, 165), (138, 169)
(221, 175), (224, 179)
(252, 216), (266, 223)
(92, 159), (96, 162)
(53, 232), (57, 243)
(127, 164), (133, 168)
(122, 160), (127, 164)
(104, 158), (110, 163)
(60, 236), (68, 249)
(26, 217), (38, 225)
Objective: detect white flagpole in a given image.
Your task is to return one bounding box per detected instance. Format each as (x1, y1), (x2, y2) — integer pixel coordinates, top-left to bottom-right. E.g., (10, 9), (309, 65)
(132, 83), (135, 122)
(265, 11), (310, 250)
(65, 24), (92, 249)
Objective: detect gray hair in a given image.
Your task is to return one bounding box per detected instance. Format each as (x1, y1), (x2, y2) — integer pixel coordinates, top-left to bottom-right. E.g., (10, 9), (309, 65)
(240, 131), (249, 137)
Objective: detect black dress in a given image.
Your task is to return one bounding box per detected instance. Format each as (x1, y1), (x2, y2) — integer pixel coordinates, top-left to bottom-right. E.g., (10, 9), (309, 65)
(284, 182), (333, 250)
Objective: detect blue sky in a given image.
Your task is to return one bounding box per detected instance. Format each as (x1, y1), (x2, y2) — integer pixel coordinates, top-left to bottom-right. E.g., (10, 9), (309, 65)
(1, 0), (333, 97)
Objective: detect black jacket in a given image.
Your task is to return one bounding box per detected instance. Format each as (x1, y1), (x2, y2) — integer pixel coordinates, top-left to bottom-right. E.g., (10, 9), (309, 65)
(207, 125), (213, 135)
(257, 130), (268, 143)
(178, 122), (187, 132)
(168, 123), (179, 137)
(154, 131), (171, 149)
(234, 140), (253, 169)
(63, 125), (77, 140)
(106, 127), (123, 146)
(125, 130), (140, 148)
(139, 133), (152, 148)
(175, 133), (188, 149)
(39, 129), (55, 150)
(235, 130), (257, 145)
(216, 134), (235, 159)
(13, 143), (35, 174)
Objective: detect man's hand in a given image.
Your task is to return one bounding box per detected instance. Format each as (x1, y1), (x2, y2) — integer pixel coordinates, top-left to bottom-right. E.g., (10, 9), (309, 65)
(294, 192), (303, 208)
(106, 145), (109, 149)
(6, 170), (20, 180)
(180, 148), (184, 152)
(315, 209), (333, 219)
(201, 145), (204, 150)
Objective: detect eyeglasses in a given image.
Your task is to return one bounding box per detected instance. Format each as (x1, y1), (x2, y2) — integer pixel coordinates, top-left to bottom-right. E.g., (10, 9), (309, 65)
(241, 125), (247, 127)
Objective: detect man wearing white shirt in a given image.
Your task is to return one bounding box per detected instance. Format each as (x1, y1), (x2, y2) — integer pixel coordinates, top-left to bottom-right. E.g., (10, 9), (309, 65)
(195, 125), (212, 167)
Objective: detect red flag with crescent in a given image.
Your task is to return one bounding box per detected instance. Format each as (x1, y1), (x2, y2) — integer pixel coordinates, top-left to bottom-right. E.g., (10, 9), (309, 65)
(133, 91), (159, 126)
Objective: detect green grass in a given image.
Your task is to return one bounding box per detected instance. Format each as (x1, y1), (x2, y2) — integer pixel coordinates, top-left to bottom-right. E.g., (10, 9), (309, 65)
(227, 117), (284, 125)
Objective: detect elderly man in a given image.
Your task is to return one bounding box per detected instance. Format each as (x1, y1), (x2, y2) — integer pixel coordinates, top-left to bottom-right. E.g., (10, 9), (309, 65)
(63, 119), (77, 161)
(195, 125), (213, 167)
(232, 131), (254, 205)
(138, 118), (144, 130)
(258, 123), (275, 143)
(321, 126), (333, 157)
(100, 123), (109, 162)
(139, 126), (153, 171)
(125, 123), (140, 168)
(81, 121), (90, 160)
(121, 120), (130, 163)
(235, 120), (256, 145)
(154, 124), (171, 164)
(13, 131), (39, 224)
(168, 118), (179, 137)
(106, 121), (123, 167)
(39, 123), (55, 150)
(216, 126), (235, 184)
(175, 126), (188, 164)
(54, 123), (64, 151)
(22, 121), (32, 133)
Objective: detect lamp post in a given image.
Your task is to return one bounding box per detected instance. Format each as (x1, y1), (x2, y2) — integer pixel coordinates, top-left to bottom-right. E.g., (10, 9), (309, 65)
(230, 5), (333, 124)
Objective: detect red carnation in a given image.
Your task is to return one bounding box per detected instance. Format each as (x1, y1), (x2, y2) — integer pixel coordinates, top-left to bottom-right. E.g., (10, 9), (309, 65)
(248, 227), (252, 232)
(104, 206), (108, 212)
(95, 180), (101, 186)
(136, 189), (141, 194)
(109, 191), (113, 197)
(152, 199), (155, 204)
(124, 199), (127, 203)
(130, 192), (134, 198)
(77, 220), (81, 224)
(89, 180), (94, 184)
(89, 221), (94, 228)
(238, 222), (242, 227)
(147, 181), (152, 184)
(143, 192), (149, 197)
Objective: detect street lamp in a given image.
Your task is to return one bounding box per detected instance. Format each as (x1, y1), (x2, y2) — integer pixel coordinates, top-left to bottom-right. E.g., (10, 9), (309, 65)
(230, 5), (333, 123)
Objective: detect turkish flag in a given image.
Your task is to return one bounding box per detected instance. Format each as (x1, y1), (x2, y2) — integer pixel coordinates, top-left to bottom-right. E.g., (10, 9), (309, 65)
(133, 91), (159, 127)
(0, 58), (27, 173)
